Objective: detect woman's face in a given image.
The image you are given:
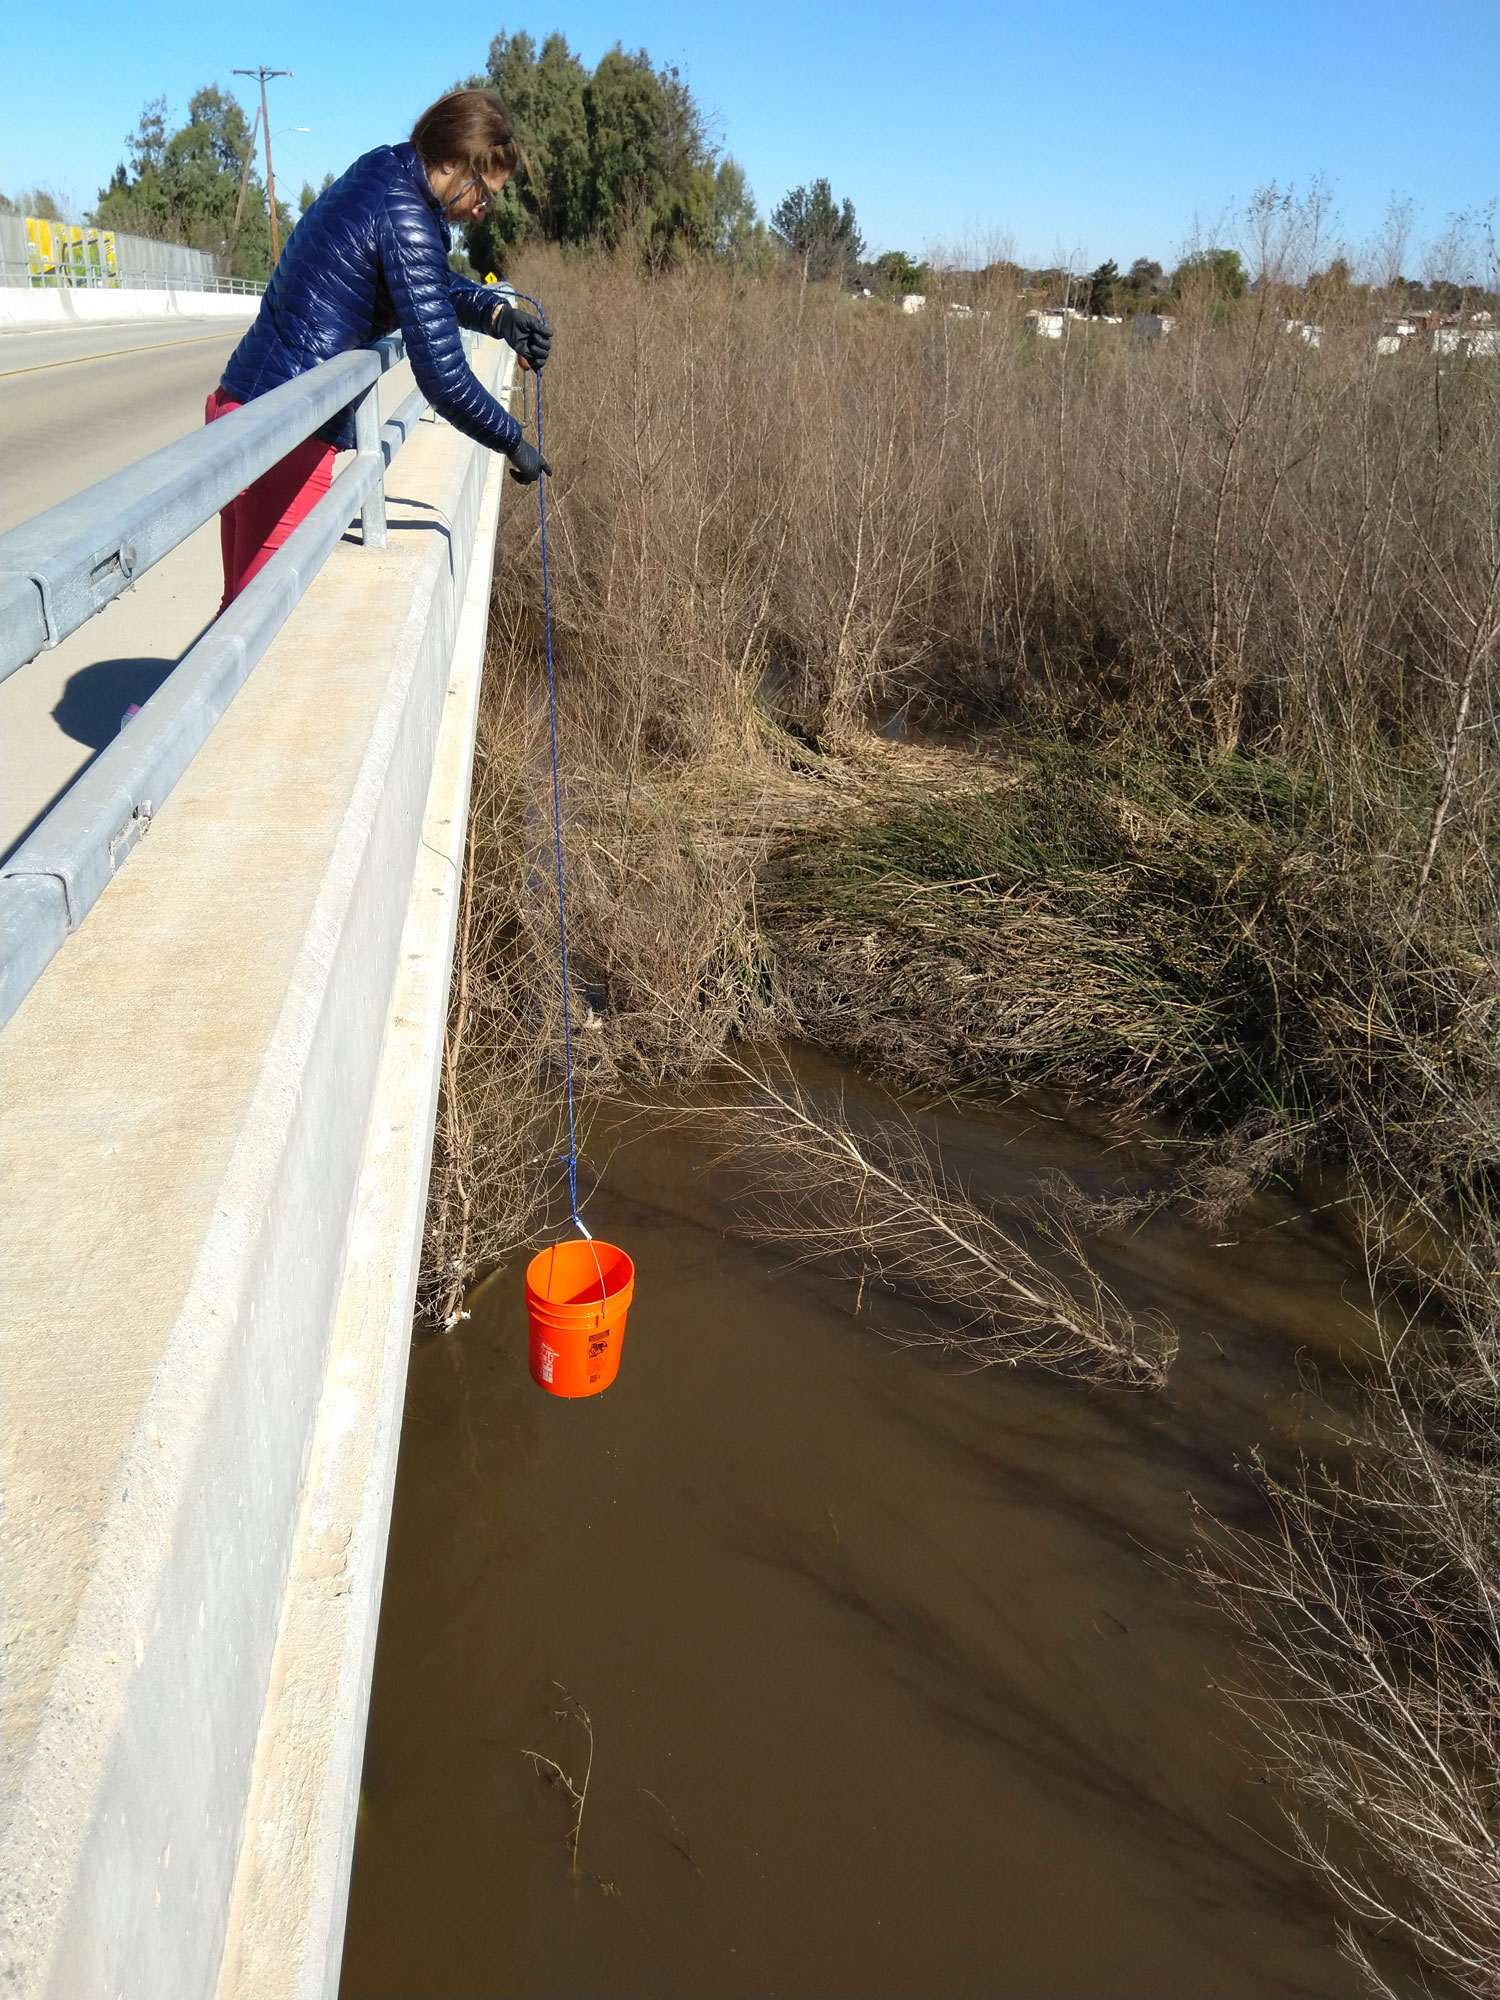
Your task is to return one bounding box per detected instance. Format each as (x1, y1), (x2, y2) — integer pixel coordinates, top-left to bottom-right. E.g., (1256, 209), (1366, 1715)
(429, 159), (509, 222)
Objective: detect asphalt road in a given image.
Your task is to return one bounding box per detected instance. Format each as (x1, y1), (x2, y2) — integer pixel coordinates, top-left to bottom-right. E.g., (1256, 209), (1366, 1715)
(1, 319), (249, 855)
(1, 321), (248, 527)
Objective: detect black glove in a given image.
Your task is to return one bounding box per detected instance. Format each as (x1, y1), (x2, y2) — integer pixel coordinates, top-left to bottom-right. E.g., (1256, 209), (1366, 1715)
(508, 437), (552, 485)
(493, 299), (551, 372)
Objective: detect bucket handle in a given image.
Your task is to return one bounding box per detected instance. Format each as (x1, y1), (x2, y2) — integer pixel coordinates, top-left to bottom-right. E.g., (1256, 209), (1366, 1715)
(576, 1221), (610, 1304)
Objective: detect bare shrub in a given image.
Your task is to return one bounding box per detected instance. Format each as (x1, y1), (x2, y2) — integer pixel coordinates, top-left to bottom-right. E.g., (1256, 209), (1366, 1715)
(491, 231), (1496, 925)
(1191, 1285), (1499, 1999)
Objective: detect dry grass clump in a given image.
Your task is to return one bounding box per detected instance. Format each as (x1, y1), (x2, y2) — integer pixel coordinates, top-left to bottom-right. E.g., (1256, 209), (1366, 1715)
(762, 744), (1497, 1237)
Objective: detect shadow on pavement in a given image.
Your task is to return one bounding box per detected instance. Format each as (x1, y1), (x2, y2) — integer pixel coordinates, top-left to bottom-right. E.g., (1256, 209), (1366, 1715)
(52, 655), (180, 750)
(2, 644), (205, 864)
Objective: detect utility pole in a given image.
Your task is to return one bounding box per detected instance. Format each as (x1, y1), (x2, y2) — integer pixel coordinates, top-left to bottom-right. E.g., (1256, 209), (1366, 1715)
(233, 67), (292, 266)
(228, 103), (262, 267)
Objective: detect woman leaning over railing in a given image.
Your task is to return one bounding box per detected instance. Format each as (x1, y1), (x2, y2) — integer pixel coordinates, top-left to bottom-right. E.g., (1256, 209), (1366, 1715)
(207, 88), (551, 611)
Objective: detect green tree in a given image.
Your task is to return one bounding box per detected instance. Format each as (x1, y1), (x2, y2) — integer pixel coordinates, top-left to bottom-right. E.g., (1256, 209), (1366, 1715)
(2, 186), (67, 219)
(129, 97), (170, 178)
(467, 29), (592, 260)
(1086, 258), (1119, 316)
(870, 249), (929, 295)
(1169, 246), (1247, 302)
(712, 158), (764, 262)
(297, 171), (336, 218)
(95, 88), (289, 279)
(584, 46), (707, 250)
(771, 179), (863, 283)
(461, 30), (745, 272)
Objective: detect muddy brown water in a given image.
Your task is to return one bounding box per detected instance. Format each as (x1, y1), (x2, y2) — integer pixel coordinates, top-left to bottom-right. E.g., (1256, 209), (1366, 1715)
(341, 1071), (1373, 1999)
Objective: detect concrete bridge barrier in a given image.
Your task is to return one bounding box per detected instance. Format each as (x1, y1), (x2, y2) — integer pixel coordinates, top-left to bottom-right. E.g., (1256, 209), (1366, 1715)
(2, 347), (517, 1997)
(0, 288), (260, 332)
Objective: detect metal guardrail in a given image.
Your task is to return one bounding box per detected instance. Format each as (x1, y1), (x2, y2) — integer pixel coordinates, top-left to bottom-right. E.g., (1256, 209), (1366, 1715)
(0, 316), (501, 1026)
(2, 338), (405, 678)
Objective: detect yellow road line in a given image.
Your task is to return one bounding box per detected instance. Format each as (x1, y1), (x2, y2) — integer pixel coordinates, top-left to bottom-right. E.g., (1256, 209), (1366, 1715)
(0, 331), (242, 379)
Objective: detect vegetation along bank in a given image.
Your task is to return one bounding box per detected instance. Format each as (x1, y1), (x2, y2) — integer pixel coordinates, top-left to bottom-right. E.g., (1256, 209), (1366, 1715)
(415, 184), (1496, 2000)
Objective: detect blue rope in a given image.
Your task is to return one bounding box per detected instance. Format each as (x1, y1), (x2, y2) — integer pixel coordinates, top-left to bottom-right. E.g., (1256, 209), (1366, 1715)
(512, 293), (590, 1241)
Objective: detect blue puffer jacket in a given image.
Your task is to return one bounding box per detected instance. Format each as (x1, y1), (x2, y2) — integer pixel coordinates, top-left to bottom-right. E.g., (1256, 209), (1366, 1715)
(220, 141), (521, 458)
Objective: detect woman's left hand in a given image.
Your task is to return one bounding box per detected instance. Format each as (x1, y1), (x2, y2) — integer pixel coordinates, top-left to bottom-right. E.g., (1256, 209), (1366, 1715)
(492, 300), (551, 373)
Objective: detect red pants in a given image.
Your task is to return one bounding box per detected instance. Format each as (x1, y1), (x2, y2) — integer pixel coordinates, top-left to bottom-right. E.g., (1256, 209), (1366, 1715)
(205, 387), (335, 613)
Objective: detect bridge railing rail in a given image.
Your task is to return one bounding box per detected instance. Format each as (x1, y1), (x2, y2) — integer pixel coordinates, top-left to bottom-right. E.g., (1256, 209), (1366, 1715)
(0, 313), (501, 1026)
(0, 258), (266, 295)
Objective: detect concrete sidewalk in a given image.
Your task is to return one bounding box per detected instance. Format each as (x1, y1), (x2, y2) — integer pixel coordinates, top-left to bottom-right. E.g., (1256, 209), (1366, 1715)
(2, 345), (516, 1999)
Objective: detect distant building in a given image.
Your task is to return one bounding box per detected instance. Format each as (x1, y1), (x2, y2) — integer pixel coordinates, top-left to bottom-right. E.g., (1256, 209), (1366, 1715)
(1433, 324), (1498, 357)
(1280, 319), (1323, 348)
(1026, 308), (1066, 338)
(1131, 313), (1176, 340)
(900, 292), (927, 314)
(1375, 319), (1418, 356)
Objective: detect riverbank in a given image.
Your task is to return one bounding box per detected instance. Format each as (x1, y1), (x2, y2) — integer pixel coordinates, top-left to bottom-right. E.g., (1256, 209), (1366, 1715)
(415, 241), (1496, 1992)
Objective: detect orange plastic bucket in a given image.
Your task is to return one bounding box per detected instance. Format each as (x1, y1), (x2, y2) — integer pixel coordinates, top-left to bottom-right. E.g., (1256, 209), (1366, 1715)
(525, 1239), (635, 1397)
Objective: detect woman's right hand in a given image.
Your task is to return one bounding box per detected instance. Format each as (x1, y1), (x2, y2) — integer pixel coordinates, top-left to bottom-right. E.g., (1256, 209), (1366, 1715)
(508, 438), (552, 484)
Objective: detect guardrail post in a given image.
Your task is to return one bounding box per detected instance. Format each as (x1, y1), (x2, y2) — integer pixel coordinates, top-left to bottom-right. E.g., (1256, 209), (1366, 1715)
(353, 381), (387, 550)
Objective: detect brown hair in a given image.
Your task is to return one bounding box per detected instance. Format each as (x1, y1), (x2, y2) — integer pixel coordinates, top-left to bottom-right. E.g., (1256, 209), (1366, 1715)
(410, 89), (523, 183)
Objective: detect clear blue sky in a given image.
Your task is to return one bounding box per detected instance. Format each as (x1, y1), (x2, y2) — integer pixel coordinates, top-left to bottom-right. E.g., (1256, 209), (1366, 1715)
(3, 0), (1496, 272)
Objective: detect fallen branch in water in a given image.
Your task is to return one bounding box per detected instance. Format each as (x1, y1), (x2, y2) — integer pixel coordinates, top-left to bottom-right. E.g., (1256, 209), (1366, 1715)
(522, 1682), (595, 1872)
(709, 1056), (1177, 1390)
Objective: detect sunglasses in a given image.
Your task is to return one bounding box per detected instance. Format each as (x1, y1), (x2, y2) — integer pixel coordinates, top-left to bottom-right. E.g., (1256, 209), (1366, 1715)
(451, 175), (501, 215)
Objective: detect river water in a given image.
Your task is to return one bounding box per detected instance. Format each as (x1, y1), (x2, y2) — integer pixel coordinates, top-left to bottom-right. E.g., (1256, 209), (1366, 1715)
(341, 1071), (1371, 1998)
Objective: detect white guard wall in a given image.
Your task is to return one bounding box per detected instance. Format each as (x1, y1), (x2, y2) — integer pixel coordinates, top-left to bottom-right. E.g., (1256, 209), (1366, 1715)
(1, 347), (516, 1999)
(0, 287), (259, 330)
